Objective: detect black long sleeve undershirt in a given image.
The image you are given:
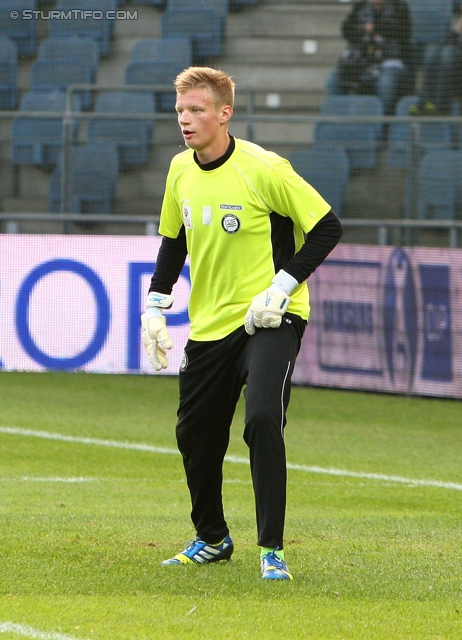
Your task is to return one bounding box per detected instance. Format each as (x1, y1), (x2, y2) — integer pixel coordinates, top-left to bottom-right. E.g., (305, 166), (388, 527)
(149, 210), (343, 295)
(281, 210), (343, 283)
(149, 225), (188, 295)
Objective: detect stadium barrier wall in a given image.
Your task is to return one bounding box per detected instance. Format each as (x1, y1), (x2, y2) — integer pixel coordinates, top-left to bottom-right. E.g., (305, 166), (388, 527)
(1, 235), (461, 399)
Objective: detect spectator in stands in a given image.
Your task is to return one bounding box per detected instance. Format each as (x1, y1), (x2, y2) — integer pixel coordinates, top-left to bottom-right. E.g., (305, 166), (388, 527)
(327, 0), (413, 115)
(410, 17), (462, 115)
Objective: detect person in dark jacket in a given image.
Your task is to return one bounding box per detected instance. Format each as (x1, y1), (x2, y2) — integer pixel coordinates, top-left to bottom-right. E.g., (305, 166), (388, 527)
(327, 0), (413, 114)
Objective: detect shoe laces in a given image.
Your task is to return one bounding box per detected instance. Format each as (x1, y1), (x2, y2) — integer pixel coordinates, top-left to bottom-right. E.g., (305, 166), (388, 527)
(185, 538), (203, 551)
(262, 551), (286, 570)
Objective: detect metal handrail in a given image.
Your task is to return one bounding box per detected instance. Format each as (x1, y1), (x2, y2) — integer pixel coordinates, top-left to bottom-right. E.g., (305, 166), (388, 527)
(1, 214), (460, 248)
(3, 84), (462, 241)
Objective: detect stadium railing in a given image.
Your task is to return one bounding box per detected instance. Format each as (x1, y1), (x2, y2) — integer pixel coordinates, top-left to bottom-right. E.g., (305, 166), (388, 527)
(1, 83), (462, 245)
(1, 214), (462, 250)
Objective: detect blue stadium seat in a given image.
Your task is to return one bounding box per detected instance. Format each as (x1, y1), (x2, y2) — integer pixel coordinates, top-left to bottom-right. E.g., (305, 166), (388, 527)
(50, 171), (115, 214)
(0, 36), (17, 108)
(166, 0), (228, 36)
(289, 146), (350, 217)
(38, 37), (99, 83)
(49, 141), (119, 214)
(314, 95), (384, 169)
(49, 11), (111, 56)
(411, 10), (451, 47)
(0, 0), (36, 5)
(131, 0), (166, 6)
(405, 0), (453, 20)
(388, 95), (457, 168)
(30, 59), (94, 108)
(161, 9), (223, 61)
(57, 0), (118, 7)
(131, 37), (192, 68)
(0, 6), (36, 56)
(56, 0), (119, 37)
(87, 91), (155, 168)
(12, 90), (80, 168)
(405, 149), (462, 220)
(125, 61), (183, 111)
(229, 0), (258, 9)
(167, 0), (228, 10)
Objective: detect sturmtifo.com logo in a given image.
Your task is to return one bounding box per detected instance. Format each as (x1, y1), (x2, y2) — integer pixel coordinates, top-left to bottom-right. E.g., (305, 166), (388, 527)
(11, 9), (138, 20)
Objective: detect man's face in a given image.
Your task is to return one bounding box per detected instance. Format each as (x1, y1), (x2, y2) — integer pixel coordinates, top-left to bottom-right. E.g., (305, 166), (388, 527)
(175, 88), (228, 154)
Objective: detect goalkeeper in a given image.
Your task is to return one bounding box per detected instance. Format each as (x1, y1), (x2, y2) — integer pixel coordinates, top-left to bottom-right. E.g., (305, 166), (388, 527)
(142, 66), (343, 581)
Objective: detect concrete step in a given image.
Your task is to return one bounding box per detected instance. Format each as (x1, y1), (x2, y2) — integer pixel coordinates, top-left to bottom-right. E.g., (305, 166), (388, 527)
(113, 5), (162, 39)
(15, 165), (50, 199)
(260, 0), (352, 5)
(3, 196), (49, 212)
(233, 89), (328, 113)
(233, 120), (315, 145)
(226, 4), (349, 38)
(220, 62), (330, 92)
(113, 197), (162, 215)
(117, 167), (166, 199)
(222, 35), (345, 66)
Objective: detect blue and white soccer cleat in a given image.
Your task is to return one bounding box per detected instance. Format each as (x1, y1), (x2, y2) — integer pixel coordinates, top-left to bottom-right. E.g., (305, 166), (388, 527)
(261, 550), (293, 580)
(161, 535), (234, 566)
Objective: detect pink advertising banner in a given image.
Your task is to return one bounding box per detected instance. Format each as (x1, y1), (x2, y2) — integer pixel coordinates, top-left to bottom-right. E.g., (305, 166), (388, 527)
(0, 234), (190, 375)
(1, 236), (461, 398)
(294, 243), (462, 399)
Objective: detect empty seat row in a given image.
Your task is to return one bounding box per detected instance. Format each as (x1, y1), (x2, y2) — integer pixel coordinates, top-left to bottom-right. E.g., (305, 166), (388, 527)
(289, 146), (350, 217)
(12, 89), (155, 170)
(388, 95), (460, 168)
(47, 142), (462, 218)
(406, 149), (462, 220)
(0, 0), (118, 56)
(314, 95), (384, 170)
(49, 141), (119, 214)
(313, 95), (462, 175)
(288, 144), (462, 221)
(30, 35), (100, 108)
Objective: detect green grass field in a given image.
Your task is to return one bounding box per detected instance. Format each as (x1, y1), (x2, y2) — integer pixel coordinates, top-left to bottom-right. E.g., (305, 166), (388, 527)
(0, 371), (461, 639)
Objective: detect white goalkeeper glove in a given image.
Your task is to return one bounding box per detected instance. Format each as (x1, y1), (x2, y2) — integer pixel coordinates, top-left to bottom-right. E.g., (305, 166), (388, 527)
(141, 292), (174, 371)
(244, 270), (298, 336)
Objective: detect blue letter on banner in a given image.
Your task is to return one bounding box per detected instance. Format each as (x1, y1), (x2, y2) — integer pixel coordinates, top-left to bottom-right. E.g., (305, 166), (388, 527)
(127, 262), (190, 371)
(16, 259), (110, 370)
(419, 264), (452, 382)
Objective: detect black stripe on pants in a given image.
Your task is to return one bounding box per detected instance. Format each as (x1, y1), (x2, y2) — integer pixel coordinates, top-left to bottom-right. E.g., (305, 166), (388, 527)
(175, 313), (306, 549)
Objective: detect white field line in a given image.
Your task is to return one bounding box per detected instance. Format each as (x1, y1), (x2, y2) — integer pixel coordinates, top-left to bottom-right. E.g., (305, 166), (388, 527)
(2, 426), (462, 492)
(0, 621), (85, 640)
(0, 477), (96, 483)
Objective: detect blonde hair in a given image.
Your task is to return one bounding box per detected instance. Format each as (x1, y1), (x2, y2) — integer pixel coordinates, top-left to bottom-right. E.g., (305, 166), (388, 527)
(174, 66), (235, 109)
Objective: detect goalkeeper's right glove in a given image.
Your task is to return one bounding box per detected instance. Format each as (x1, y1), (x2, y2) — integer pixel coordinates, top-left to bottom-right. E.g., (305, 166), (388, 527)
(141, 292), (174, 371)
(244, 270), (298, 336)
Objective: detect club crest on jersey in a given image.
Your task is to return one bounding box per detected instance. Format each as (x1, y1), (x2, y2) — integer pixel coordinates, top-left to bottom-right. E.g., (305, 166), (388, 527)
(221, 214), (240, 234)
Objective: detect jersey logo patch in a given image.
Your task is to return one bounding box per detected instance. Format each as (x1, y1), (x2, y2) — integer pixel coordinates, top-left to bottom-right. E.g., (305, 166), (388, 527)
(182, 205), (193, 229)
(220, 204), (243, 211)
(221, 214), (240, 234)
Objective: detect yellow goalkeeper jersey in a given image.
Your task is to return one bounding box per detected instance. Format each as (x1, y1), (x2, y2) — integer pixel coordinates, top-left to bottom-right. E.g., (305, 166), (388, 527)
(159, 137), (331, 341)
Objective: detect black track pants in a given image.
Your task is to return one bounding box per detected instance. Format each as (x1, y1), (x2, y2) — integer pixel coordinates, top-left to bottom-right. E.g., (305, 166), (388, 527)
(175, 313), (306, 549)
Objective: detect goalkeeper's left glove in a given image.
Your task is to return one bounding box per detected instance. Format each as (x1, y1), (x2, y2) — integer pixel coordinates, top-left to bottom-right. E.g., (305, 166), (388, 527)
(141, 292), (174, 371)
(244, 270), (298, 336)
